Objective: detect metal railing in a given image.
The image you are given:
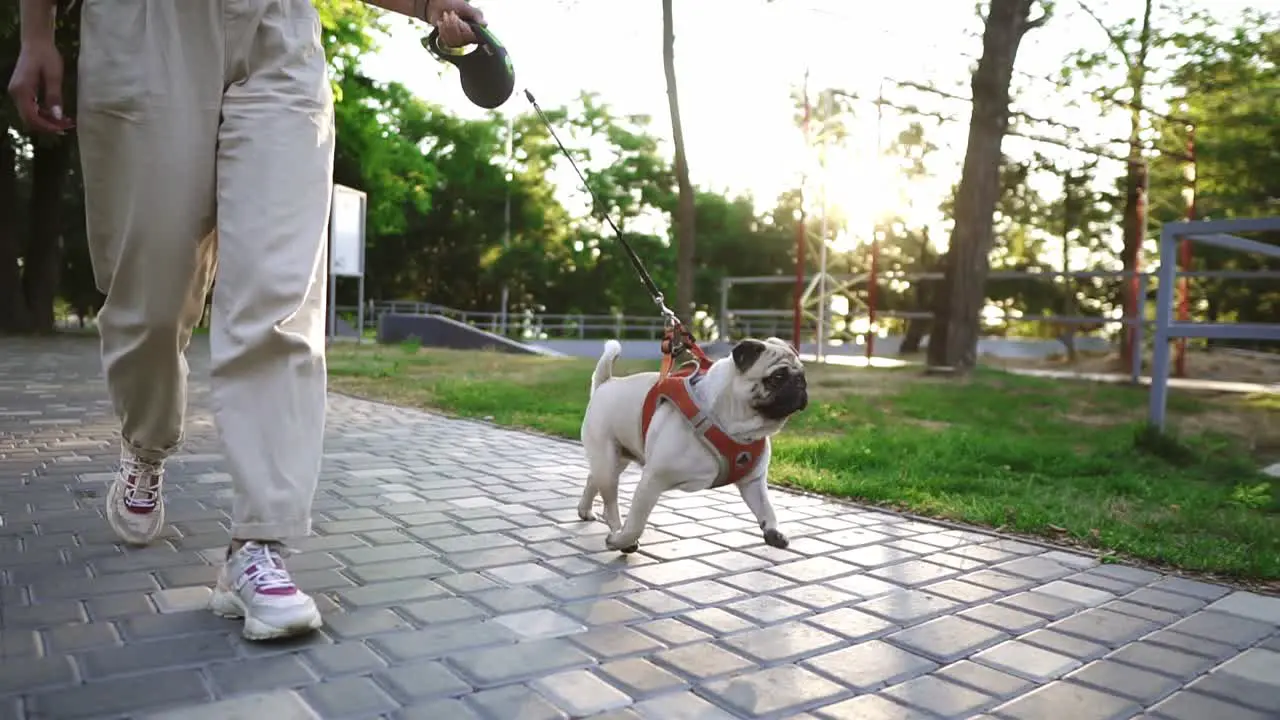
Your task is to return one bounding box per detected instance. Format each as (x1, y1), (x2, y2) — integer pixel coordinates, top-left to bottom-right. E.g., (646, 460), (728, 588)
(335, 301), (675, 341)
(1148, 216), (1280, 430)
(723, 264), (1280, 382)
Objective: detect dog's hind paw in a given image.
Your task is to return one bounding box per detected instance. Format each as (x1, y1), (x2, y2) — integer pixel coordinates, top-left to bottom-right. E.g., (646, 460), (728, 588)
(763, 529), (789, 549)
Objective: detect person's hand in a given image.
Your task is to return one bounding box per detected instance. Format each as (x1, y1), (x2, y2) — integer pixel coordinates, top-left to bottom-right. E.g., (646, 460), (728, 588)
(7, 39), (75, 135)
(427, 0), (486, 48)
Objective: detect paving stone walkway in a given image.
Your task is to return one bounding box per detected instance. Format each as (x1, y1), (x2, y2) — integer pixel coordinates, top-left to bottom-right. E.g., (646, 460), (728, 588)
(2, 336), (1279, 720)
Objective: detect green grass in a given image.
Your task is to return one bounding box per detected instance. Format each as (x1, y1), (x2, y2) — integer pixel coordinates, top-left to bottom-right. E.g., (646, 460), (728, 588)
(326, 343), (1280, 582)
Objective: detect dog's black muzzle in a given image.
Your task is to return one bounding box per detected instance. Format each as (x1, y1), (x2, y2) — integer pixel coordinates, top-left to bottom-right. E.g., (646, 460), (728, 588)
(757, 373), (808, 420)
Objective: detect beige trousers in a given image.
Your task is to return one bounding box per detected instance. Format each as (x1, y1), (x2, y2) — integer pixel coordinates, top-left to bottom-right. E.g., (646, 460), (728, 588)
(77, 0), (334, 541)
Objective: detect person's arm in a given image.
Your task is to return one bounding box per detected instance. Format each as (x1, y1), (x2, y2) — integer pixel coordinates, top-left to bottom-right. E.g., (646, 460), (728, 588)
(10, 0), (72, 134)
(19, 0), (59, 44)
(362, 0), (486, 46)
(362, 0), (428, 22)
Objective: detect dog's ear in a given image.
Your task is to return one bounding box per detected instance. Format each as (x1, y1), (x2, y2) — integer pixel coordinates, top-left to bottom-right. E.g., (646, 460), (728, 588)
(764, 336), (799, 358)
(732, 339), (767, 373)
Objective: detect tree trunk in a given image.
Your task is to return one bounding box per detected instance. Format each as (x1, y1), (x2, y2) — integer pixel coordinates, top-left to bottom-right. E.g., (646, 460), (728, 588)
(0, 121), (32, 333)
(900, 238), (934, 354)
(1118, 0), (1154, 362)
(1059, 171), (1080, 362)
(662, 0), (696, 324)
(927, 0), (1046, 372)
(23, 138), (74, 334)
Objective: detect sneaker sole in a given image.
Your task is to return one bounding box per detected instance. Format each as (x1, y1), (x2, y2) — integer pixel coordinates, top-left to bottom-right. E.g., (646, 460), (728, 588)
(105, 477), (165, 547)
(209, 588), (323, 641)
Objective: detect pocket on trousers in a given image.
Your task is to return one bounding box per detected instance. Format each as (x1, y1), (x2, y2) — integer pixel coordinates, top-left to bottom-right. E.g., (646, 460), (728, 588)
(78, 0), (152, 116)
(286, 9), (334, 113)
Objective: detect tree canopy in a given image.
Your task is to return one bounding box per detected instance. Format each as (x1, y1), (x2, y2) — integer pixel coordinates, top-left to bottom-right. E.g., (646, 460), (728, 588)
(1, 0), (1276, 356)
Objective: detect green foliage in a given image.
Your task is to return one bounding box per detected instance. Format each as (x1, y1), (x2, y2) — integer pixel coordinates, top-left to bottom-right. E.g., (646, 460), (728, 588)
(1146, 8), (1280, 347)
(1, 0), (1277, 348)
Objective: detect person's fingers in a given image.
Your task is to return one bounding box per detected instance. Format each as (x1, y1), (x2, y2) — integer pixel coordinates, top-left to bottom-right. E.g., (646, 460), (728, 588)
(439, 11), (477, 46)
(41, 62), (65, 125)
(10, 82), (63, 134)
(460, 2), (486, 26)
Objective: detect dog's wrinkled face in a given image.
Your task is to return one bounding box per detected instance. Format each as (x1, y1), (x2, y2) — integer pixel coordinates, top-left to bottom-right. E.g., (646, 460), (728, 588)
(731, 337), (809, 421)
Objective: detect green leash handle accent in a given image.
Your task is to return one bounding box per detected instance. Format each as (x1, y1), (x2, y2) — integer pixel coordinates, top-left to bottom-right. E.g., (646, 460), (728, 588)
(423, 20), (515, 109)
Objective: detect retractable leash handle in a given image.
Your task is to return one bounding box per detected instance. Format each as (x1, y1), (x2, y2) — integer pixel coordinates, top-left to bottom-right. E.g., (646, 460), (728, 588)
(423, 20), (515, 109)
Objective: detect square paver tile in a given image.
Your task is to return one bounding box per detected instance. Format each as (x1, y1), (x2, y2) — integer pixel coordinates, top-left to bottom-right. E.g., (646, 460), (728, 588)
(935, 660), (1032, 700)
(446, 638), (593, 688)
(997, 591), (1084, 619)
(530, 669), (633, 717)
(1066, 659), (1181, 704)
(856, 589), (959, 625)
(1105, 641), (1216, 680)
(492, 609), (586, 640)
(632, 691), (739, 720)
(701, 665), (851, 717)
(568, 625), (665, 660)
(959, 603), (1045, 635)
(812, 693), (936, 720)
(1047, 608), (1159, 647)
(867, 560), (958, 587)
(652, 642), (756, 681)
(1016, 629), (1107, 661)
(722, 621), (845, 665)
(972, 640), (1080, 682)
(723, 595), (809, 624)
(988, 680), (1141, 720)
(1215, 646), (1280, 686)
(807, 607), (898, 641)
(599, 658), (689, 698)
(802, 640), (937, 691)
(1147, 689), (1275, 720)
(635, 618), (710, 647)
(1123, 587), (1207, 614)
(887, 614), (1009, 663)
(771, 557), (861, 583)
(1204, 591), (1280, 625)
(1186, 672), (1280, 715)
(1166, 611), (1275, 648)
(922, 579), (1002, 605)
(992, 556), (1073, 582)
(883, 674), (996, 718)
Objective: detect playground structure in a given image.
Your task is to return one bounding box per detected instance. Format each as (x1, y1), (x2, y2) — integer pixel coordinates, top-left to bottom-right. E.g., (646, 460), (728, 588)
(1149, 216), (1280, 429)
(720, 64), (1279, 379)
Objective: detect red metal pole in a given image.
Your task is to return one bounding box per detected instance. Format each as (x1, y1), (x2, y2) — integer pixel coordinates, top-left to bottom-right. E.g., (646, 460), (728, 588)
(866, 234), (878, 363)
(792, 76), (811, 353)
(792, 212), (806, 352)
(1175, 125), (1196, 378)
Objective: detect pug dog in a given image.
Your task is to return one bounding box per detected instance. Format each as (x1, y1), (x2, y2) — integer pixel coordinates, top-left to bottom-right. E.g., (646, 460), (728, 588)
(577, 337), (808, 553)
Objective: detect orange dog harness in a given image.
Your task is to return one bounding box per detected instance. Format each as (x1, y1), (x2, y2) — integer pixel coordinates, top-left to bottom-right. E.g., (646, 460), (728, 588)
(640, 362), (766, 489)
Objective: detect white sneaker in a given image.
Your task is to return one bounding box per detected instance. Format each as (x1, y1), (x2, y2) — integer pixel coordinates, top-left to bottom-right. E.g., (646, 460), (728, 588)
(209, 541), (323, 641)
(105, 451), (166, 546)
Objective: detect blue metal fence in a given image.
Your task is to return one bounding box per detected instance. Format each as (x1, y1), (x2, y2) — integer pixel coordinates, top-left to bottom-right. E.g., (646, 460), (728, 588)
(1148, 216), (1280, 430)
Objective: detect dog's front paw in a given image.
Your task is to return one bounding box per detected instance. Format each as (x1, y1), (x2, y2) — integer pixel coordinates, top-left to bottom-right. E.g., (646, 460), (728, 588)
(605, 532), (640, 554)
(763, 528), (789, 549)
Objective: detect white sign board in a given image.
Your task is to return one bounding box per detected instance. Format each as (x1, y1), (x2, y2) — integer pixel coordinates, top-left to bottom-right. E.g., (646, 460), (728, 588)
(330, 185), (366, 278)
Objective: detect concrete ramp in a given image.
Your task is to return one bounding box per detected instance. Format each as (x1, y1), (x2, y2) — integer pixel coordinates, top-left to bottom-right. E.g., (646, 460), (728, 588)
(377, 313), (566, 357)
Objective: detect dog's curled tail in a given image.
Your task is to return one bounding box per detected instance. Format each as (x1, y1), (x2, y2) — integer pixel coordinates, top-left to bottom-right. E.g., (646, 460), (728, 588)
(591, 340), (623, 395)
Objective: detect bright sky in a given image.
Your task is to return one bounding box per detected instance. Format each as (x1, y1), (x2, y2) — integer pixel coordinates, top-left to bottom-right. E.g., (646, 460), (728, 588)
(360, 0), (1259, 254)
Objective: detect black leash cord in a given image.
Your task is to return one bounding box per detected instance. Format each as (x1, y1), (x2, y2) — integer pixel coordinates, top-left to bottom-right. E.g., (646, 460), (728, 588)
(523, 89), (675, 320)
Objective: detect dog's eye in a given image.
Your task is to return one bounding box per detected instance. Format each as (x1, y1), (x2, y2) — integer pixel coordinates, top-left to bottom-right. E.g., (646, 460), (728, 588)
(765, 369), (787, 386)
